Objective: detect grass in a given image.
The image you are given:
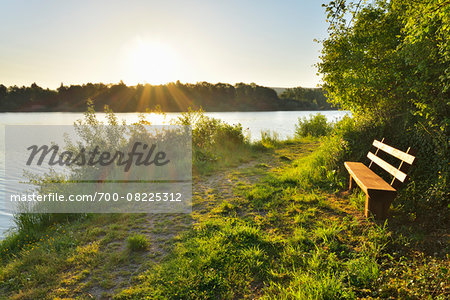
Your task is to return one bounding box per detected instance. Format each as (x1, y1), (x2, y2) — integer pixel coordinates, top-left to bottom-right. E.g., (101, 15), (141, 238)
(0, 138), (448, 299)
(113, 139), (448, 299)
(0, 213), (192, 299)
(127, 234), (150, 251)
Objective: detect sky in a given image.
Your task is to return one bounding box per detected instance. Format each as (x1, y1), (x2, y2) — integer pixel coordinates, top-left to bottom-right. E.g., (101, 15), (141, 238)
(0, 0), (329, 89)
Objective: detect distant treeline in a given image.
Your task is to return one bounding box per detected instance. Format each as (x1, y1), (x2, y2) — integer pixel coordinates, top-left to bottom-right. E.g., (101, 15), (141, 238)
(0, 81), (336, 112)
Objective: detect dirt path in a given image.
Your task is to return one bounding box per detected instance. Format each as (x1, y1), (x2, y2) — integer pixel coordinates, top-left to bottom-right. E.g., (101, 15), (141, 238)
(192, 141), (319, 217)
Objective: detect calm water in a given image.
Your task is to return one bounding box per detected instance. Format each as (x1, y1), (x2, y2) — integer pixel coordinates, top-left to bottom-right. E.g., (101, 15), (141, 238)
(0, 110), (350, 239)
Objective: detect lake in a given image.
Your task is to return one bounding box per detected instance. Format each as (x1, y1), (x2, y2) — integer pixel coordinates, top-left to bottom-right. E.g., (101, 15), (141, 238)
(0, 110), (350, 239)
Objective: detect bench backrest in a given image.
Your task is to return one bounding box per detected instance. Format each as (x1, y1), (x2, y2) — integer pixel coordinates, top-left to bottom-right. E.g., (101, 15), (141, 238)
(367, 138), (415, 189)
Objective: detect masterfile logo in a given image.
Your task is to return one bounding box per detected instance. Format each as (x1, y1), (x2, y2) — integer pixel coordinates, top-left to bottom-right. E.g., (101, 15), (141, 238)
(26, 142), (170, 172)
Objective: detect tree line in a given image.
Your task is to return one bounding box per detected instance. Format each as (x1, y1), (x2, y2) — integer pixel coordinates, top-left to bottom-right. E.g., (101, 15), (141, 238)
(0, 81), (335, 112)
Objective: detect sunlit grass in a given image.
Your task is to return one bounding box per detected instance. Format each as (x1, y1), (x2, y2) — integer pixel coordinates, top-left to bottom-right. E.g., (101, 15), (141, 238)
(0, 128), (448, 299)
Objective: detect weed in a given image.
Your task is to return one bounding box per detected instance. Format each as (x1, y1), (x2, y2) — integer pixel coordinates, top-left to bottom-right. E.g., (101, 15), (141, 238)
(127, 234), (150, 251)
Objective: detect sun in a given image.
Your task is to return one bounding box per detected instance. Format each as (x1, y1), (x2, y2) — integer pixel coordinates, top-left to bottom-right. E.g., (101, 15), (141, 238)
(124, 38), (178, 85)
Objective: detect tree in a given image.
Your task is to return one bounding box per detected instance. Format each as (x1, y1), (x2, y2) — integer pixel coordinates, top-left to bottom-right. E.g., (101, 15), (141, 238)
(280, 87), (332, 109)
(318, 0), (449, 136)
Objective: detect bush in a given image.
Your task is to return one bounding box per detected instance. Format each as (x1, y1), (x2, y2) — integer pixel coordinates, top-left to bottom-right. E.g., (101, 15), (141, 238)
(295, 113), (333, 138)
(260, 130), (281, 147)
(127, 234), (149, 251)
(176, 109), (253, 172)
(193, 117), (245, 150)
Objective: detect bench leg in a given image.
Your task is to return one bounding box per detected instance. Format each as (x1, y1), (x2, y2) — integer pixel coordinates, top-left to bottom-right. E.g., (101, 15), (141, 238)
(365, 192), (396, 220)
(349, 175), (355, 191)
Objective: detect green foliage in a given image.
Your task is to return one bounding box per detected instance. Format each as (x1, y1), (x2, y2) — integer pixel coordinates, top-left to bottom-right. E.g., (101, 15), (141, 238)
(318, 0), (449, 222)
(295, 113), (333, 137)
(176, 108), (253, 173)
(319, 0), (449, 142)
(127, 234), (150, 251)
(345, 256), (379, 288)
(193, 116), (245, 150)
(13, 212), (86, 235)
(177, 107), (247, 151)
(0, 230), (34, 259)
(280, 87), (335, 110)
(265, 271), (355, 299)
(259, 130), (281, 148)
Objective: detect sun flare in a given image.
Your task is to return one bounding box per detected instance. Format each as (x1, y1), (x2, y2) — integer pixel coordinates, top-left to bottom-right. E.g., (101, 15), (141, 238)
(124, 38), (178, 85)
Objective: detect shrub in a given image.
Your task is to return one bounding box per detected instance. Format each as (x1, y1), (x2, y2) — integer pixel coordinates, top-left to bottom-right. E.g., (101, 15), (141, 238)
(295, 113), (333, 137)
(176, 108), (254, 173)
(127, 234), (149, 251)
(260, 130), (281, 147)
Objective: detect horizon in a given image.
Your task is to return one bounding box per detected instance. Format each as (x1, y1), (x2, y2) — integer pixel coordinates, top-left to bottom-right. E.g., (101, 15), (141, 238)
(0, 80), (322, 90)
(0, 0), (329, 89)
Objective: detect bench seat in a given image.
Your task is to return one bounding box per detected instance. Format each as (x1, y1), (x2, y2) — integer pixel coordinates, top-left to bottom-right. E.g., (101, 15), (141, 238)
(344, 161), (396, 194)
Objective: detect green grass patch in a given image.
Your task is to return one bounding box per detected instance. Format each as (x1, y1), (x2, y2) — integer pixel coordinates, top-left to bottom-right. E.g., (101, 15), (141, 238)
(127, 234), (150, 251)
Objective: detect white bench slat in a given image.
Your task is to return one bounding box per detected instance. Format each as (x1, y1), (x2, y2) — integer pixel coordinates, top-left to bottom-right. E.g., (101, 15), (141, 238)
(373, 140), (415, 164)
(367, 151), (407, 182)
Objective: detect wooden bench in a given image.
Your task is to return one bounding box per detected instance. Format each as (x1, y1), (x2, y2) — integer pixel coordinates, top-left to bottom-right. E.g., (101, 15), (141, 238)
(344, 138), (415, 219)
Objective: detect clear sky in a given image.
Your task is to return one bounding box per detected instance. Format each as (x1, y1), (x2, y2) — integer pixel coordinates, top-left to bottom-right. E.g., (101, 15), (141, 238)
(0, 0), (329, 89)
